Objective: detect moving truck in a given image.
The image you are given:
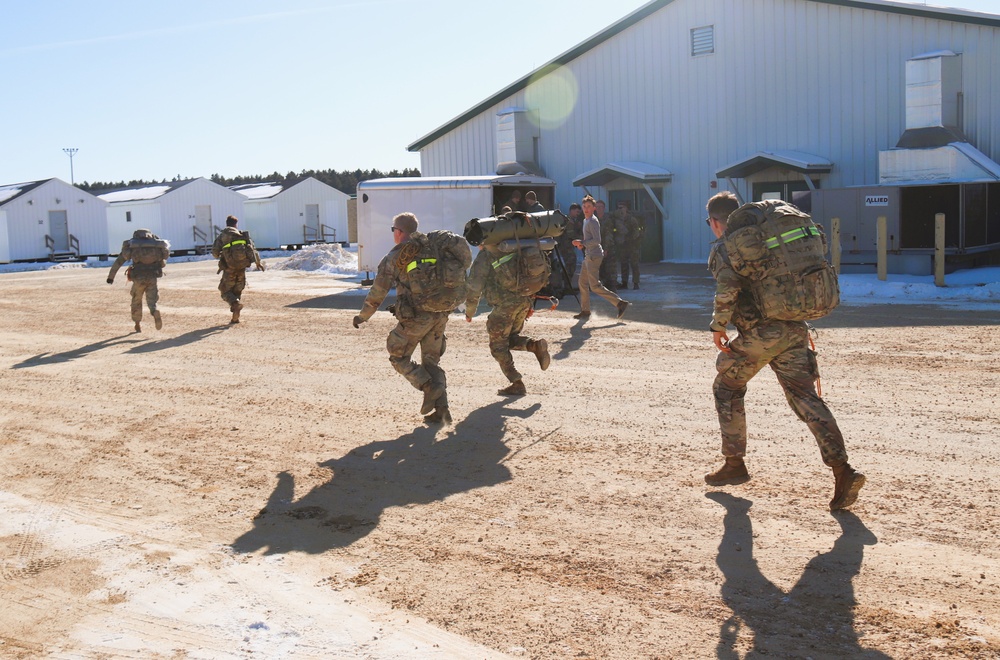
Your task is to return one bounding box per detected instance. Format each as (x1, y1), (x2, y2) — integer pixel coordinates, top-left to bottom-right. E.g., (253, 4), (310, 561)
(356, 175), (556, 276)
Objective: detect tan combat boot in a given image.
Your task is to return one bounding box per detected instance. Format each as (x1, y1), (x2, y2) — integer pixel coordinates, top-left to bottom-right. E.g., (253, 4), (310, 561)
(424, 406), (452, 425)
(420, 381), (446, 415)
(830, 463), (865, 510)
(152, 310), (163, 330)
(134, 321), (141, 333)
(528, 339), (550, 371)
(497, 379), (526, 396)
(704, 457), (750, 486)
(230, 301), (243, 324)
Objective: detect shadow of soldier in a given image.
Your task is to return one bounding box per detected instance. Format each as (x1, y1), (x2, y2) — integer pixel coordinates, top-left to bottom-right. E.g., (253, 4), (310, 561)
(13, 334), (144, 368)
(551, 320), (620, 362)
(706, 492), (889, 659)
(230, 399), (542, 556)
(126, 325), (231, 353)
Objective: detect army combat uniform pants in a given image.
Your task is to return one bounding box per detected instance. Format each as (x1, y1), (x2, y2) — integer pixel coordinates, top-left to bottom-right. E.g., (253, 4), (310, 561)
(713, 320), (848, 467)
(620, 243), (640, 287)
(386, 311), (449, 405)
(218, 268), (247, 307)
(130, 276), (159, 323)
(487, 297), (535, 383)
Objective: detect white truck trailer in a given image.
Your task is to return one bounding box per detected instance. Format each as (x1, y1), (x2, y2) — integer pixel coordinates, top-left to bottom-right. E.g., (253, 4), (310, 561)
(356, 175), (556, 278)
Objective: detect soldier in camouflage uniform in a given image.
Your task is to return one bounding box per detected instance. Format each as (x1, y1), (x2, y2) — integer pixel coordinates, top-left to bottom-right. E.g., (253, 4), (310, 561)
(107, 228), (170, 332)
(212, 215), (264, 324)
(550, 202), (582, 298)
(617, 201), (644, 290)
(704, 191), (865, 511)
(465, 245), (551, 397)
(595, 200), (620, 291)
(353, 213), (450, 423)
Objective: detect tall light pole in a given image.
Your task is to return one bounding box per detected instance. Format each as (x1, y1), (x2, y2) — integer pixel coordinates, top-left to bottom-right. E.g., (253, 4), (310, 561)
(62, 148), (79, 184)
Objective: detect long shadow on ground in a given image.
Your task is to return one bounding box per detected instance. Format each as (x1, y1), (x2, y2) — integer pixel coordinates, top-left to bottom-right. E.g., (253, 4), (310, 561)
(707, 492), (890, 659)
(13, 334), (143, 368)
(231, 399), (542, 555)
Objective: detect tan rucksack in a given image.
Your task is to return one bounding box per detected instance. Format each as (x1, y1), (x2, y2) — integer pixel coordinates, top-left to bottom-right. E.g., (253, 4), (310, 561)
(397, 230), (472, 313)
(723, 200), (840, 321)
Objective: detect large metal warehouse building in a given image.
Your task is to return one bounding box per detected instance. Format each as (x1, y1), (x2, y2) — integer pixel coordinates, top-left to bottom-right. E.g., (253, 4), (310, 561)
(407, 0), (1000, 265)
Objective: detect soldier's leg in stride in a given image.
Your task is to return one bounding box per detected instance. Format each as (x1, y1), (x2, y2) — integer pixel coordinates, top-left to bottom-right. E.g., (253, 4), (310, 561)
(232, 270), (247, 306)
(486, 308), (522, 383)
(769, 334), (848, 467)
(146, 279), (160, 316)
(130, 281), (147, 323)
(418, 313), (449, 403)
(713, 328), (780, 457)
(219, 272), (238, 307)
(387, 318), (434, 390)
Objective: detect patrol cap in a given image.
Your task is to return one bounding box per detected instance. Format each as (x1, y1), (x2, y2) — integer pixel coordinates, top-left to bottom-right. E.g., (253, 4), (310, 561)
(391, 212), (418, 234)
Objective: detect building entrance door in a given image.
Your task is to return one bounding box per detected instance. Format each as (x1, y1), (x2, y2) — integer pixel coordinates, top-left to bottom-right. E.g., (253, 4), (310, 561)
(48, 210), (69, 251)
(608, 188), (663, 262)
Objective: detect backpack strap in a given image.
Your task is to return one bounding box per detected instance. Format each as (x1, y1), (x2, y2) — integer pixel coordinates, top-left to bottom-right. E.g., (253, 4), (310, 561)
(406, 257), (437, 273)
(764, 225), (821, 249)
(223, 238), (248, 250)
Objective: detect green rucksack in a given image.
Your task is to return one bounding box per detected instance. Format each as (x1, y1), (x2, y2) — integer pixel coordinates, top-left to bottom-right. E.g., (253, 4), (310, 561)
(723, 200), (839, 322)
(221, 232), (254, 270)
(489, 243), (551, 297)
(398, 230), (472, 313)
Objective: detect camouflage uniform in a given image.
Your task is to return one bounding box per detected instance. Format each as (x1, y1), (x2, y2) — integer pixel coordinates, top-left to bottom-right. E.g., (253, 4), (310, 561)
(619, 212), (644, 288)
(107, 230), (169, 328)
(550, 212), (581, 297)
(212, 226), (261, 313)
(466, 248), (541, 384)
(709, 240), (848, 467)
(358, 233), (450, 406)
(598, 211), (625, 291)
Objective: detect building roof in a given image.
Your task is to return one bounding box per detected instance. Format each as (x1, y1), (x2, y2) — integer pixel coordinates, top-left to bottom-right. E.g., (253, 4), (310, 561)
(230, 182), (286, 200)
(572, 162), (673, 187)
(97, 179), (197, 203)
(406, 0), (1000, 153)
(0, 179), (53, 206)
(716, 150), (834, 179)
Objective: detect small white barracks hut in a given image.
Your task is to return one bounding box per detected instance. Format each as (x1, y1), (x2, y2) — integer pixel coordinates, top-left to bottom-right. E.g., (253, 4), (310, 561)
(230, 177), (350, 249)
(407, 0), (1000, 266)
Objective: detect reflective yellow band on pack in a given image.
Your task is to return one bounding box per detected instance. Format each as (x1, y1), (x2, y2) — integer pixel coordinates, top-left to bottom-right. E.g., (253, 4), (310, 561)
(406, 258), (437, 273)
(223, 240), (248, 249)
(491, 254), (515, 269)
(764, 226), (819, 249)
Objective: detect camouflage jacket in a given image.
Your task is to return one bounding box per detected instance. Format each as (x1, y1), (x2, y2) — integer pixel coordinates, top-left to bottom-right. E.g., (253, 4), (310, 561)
(708, 239), (762, 333)
(465, 247), (531, 315)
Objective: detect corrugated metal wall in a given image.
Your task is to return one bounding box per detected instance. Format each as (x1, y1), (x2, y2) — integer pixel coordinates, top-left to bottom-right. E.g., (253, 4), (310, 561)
(416, 0), (1000, 261)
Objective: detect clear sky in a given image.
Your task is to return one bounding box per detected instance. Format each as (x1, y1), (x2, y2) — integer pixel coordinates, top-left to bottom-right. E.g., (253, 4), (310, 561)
(1, 0), (997, 186)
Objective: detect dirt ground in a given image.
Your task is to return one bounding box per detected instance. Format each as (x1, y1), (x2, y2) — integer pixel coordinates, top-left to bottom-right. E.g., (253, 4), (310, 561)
(1, 257), (999, 659)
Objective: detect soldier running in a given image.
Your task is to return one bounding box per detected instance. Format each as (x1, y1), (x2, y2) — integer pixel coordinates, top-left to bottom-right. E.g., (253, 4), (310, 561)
(703, 191), (865, 510)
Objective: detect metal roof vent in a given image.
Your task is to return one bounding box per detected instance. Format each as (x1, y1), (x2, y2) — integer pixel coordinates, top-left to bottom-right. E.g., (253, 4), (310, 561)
(496, 108), (543, 176)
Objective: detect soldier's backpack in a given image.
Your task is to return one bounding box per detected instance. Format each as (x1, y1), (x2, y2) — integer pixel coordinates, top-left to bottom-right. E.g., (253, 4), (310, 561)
(220, 231), (254, 270)
(489, 242), (552, 297)
(723, 200), (840, 321)
(128, 230), (169, 274)
(398, 230), (472, 313)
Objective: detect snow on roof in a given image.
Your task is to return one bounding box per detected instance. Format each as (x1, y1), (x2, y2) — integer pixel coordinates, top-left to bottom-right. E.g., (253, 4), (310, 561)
(230, 182), (286, 200)
(0, 184), (24, 205)
(98, 185), (173, 203)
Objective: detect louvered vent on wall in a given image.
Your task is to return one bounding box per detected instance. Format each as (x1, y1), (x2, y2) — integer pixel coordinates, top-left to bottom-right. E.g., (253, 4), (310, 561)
(691, 25), (714, 57)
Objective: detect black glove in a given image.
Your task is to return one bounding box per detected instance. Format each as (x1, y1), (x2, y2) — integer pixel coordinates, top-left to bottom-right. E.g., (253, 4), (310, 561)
(386, 303), (397, 315)
(106, 277), (114, 284)
(352, 315), (363, 329)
